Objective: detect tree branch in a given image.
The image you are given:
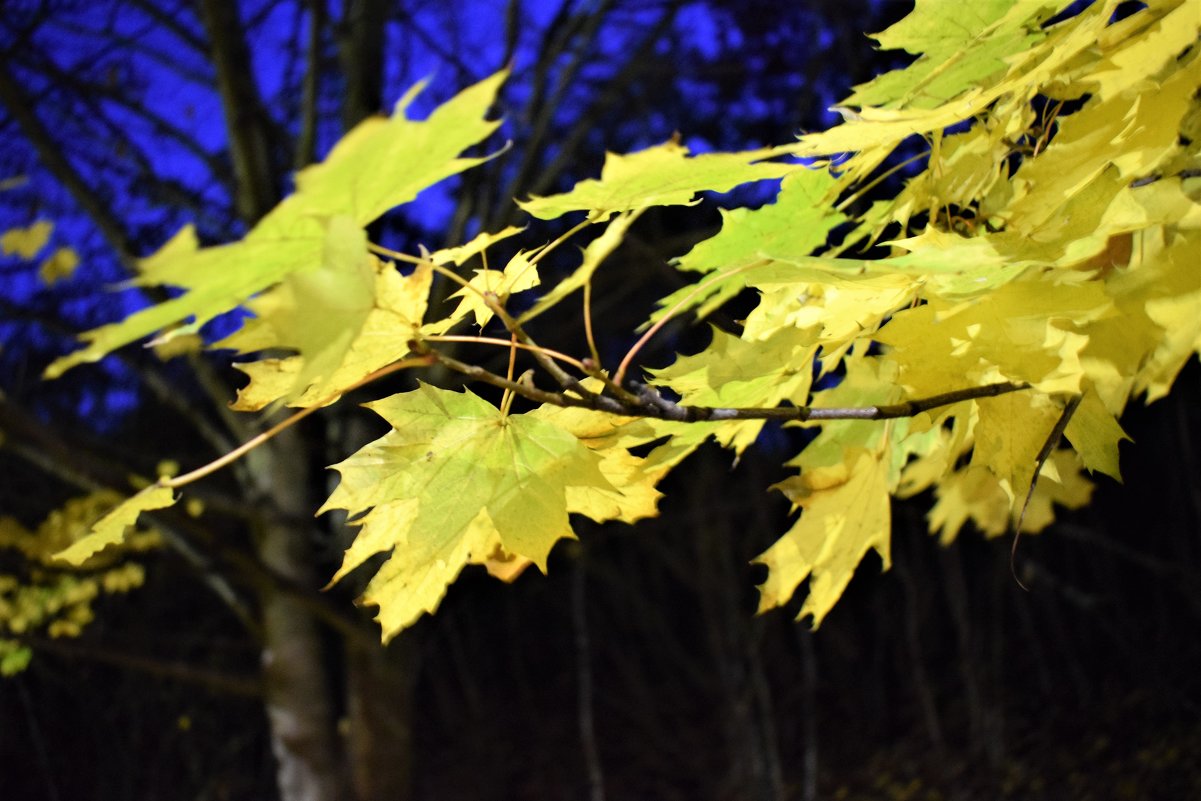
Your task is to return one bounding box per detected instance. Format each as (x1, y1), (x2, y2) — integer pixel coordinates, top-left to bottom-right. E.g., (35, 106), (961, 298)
(0, 62), (135, 271)
(415, 340), (1031, 422)
(197, 0), (282, 224)
(11, 634), (262, 698)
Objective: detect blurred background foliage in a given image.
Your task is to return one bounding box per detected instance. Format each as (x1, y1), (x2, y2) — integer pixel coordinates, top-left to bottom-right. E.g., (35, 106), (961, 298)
(1, 1), (1198, 799)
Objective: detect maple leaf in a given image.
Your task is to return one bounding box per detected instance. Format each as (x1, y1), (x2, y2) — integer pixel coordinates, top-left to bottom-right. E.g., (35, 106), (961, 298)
(519, 138), (800, 221)
(228, 260), (434, 410)
(45, 70), (508, 380)
(427, 225), (526, 268)
(651, 168), (847, 321)
(437, 246), (542, 330)
(216, 213), (376, 403)
(1063, 388), (1129, 480)
(525, 402), (687, 523)
(650, 326), (817, 452)
(322, 385), (646, 640)
(755, 448), (892, 627)
(843, 0), (1064, 110)
(53, 485), (176, 567)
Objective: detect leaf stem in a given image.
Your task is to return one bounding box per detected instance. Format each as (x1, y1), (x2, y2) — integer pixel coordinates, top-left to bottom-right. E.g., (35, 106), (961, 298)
(499, 332), (519, 418)
(482, 291), (598, 400)
(368, 242), (477, 296)
(162, 355), (435, 490)
(583, 279), (601, 367)
(528, 218), (591, 267)
(834, 149), (930, 214)
(613, 260), (763, 388)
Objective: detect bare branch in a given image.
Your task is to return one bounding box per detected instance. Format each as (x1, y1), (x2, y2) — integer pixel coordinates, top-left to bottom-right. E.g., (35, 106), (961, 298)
(196, 0), (283, 224)
(295, 0), (325, 169)
(0, 63), (135, 270)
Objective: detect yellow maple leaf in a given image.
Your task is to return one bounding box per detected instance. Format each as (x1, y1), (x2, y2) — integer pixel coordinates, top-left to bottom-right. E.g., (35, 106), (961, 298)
(322, 385), (659, 640)
(53, 485), (176, 566)
(520, 137), (800, 221)
(755, 449), (892, 627)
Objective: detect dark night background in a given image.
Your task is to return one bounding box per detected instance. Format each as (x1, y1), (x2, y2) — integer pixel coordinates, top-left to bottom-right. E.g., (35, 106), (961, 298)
(1, 1), (1199, 800)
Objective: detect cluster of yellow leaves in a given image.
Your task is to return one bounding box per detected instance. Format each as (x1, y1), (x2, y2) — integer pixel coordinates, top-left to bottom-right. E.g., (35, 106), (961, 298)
(47, 0), (1199, 639)
(520, 0), (1199, 626)
(651, 0), (1198, 624)
(0, 491), (161, 674)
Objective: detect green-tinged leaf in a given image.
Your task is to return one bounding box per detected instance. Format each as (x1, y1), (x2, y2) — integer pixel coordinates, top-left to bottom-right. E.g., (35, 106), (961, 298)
(844, 1), (1065, 110)
(675, 168), (845, 273)
(219, 214), (375, 402)
(1, 642), (33, 676)
(650, 326), (817, 452)
(526, 402), (687, 523)
(53, 486), (176, 566)
(230, 260), (433, 410)
(520, 138), (799, 220)
(322, 385), (645, 640)
(281, 70), (507, 226)
(428, 225), (525, 266)
(649, 168), (847, 323)
(738, 259), (921, 357)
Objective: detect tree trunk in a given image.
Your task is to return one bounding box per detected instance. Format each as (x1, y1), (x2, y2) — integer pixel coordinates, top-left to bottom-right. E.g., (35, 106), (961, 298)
(197, 0), (283, 223)
(255, 429), (347, 801)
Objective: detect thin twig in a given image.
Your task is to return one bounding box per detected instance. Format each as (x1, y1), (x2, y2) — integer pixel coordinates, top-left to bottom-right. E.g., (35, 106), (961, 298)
(482, 291), (597, 400)
(163, 355), (434, 490)
(583, 279), (602, 366)
(613, 260), (764, 387)
(528, 218), (592, 268)
(499, 333), (519, 417)
(423, 334), (587, 372)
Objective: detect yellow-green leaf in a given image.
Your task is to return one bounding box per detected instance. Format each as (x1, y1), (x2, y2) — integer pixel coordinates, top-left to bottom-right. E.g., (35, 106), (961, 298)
(755, 449), (891, 627)
(54, 486), (176, 566)
(520, 138), (799, 220)
(46, 71), (508, 380)
(1064, 388), (1129, 480)
(322, 385), (644, 640)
